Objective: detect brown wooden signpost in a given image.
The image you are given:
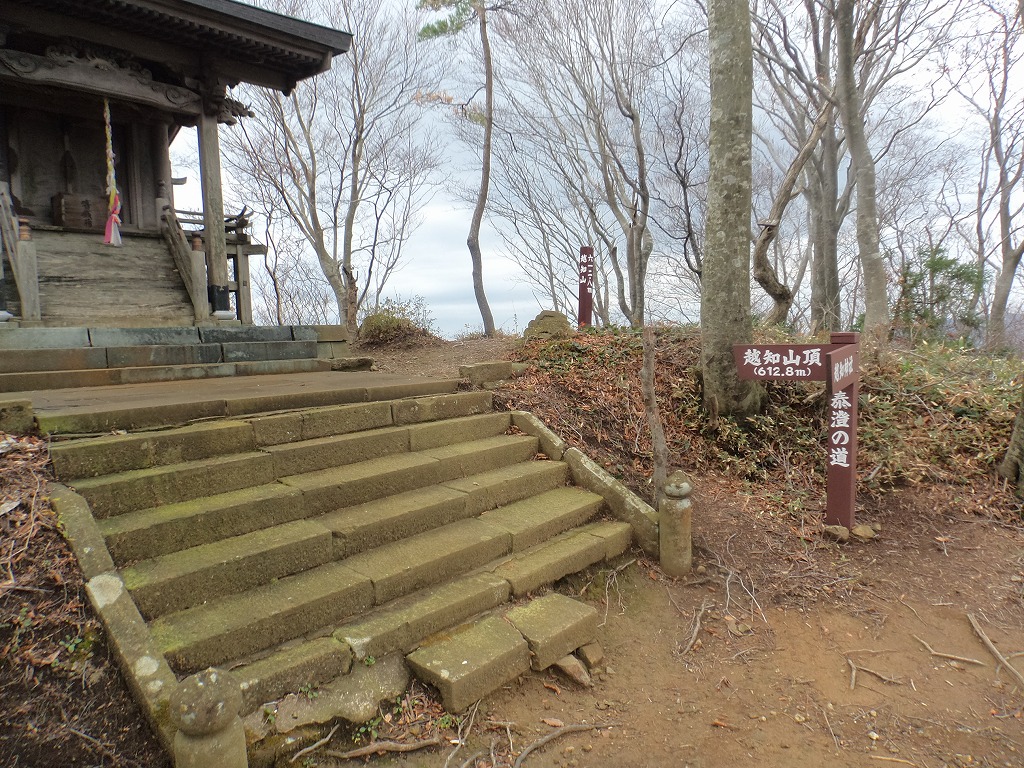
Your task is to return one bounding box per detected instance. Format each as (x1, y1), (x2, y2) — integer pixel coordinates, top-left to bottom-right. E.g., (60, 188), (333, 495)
(733, 332), (860, 528)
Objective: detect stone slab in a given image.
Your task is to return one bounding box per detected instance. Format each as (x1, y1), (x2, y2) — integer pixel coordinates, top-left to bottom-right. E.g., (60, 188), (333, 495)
(407, 616), (530, 712)
(491, 531), (607, 597)
(49, 420), (256, 480)
(335, 573), (510, 662)
(406, 413), (510, 451)
(304, 325), (350, 343)
(443, 461), (569, 516)
(0, 327), (91, 349)
(344, 518), (511, 604)
(151, 561), (374, 673)
(100, 483), (308, 564)
(0, 399), (33, 434)
(123, 520), (334, 619)
(50, 483), (115, 579)
(0, 347), (107, 374)
(71, 451), (274, 519)
(221, 340), (318, 363)
(321, 484), (468, 559)
(505, 593), (598, 671)
(479, 487), (603, 552)
(105, 344), (223, 368)
(300, 402), (394, 441)
(235, 637), (354, 714)
(458, 361), (516, 386)
(391, 392), (494, 425)
(197, 326), (294, 344)
(263, 426), (410, 477)
(90, 327), (201, 347)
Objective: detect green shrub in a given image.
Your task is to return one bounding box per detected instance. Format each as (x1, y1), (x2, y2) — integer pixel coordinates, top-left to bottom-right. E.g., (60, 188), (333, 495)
(358, 296), (438, 346)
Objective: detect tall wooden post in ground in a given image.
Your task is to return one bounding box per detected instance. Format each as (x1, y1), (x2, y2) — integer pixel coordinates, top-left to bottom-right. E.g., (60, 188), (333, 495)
(198, 88), (232, 319)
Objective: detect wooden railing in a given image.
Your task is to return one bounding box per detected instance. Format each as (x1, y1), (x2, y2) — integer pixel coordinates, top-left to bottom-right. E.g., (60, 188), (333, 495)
(163, 205), (263, 324)
(0, 182), (40, 321)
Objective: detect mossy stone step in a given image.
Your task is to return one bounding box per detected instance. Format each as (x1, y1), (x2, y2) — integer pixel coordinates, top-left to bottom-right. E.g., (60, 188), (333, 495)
(407, 593), (599, 711)
(71, 451), (276, 519)
(150, 560), (374, 673)
(100, 483), (308, 564)
(49, 420), (257, 481)
(480, 487), (604, 551)
(491, 520), (633, 596)
(234, 572), (511, 714)
(344, 519), (512, 604)
(282, 435), (539, 516)
(407, 616), (530, 713)
(262, 425), (412, 477)
(122, 519), (334, 620)
(321, 460), (569, 558)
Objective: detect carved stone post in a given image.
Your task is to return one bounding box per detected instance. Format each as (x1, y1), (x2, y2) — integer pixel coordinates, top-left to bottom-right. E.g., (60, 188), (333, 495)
(197, 88), (232, 319)
(170, 668), (247, 768)
(659, 470), (693, 577)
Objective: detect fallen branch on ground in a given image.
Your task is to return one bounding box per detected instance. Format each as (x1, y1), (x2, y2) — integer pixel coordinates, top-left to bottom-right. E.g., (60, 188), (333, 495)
(912, 634), (985, 666)
(513, 723), (618, 768)
(967, 613), (1024, 689)
(322, 736), (442, 760)
(674, 597), (711, 657)
(290, 723), (340, 763)
(846, 657), (903, 688)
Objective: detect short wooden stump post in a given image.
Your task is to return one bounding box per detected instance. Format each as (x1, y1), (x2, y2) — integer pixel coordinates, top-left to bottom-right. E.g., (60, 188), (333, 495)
(170, 668), (247, 768)
(659, 470), (693, 577)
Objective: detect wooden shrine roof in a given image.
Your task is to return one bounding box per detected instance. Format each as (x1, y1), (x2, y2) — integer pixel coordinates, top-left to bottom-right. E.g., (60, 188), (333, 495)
(2, 0), (352, 92)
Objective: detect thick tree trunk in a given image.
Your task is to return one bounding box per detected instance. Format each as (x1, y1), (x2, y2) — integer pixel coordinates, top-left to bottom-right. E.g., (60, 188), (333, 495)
(701, 0), (763, 419)
(468, 3), (496, 337)
(836, 0), (889, 344)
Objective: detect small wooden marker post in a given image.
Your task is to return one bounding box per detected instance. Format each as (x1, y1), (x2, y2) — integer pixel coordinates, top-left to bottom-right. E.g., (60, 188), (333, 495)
(733, 332), (860, 527)
(578, 246), (595, 328)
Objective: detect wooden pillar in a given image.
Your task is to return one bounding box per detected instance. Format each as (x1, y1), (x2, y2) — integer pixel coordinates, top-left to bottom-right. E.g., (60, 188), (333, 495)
(197, 107), (232, 318)
(152, 122), (173, 224)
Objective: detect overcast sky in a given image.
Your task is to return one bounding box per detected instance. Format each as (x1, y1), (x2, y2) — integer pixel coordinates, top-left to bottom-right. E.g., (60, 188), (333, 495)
(170, 136), (544, 338)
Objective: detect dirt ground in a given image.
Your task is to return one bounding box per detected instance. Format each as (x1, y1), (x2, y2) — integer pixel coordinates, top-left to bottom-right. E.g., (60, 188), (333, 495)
(3, 336), (1024, 768)
(352, 338), (1024, 768)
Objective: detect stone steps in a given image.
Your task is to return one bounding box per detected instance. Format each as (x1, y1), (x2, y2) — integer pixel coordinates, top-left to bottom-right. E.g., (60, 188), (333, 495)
(0, 324), (326, 392)
(54, 388), (644, 735)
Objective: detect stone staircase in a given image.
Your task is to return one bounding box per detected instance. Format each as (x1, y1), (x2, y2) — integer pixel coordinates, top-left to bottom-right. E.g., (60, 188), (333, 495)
(0, 325), (328, 392)
(49, 389), (643, 749)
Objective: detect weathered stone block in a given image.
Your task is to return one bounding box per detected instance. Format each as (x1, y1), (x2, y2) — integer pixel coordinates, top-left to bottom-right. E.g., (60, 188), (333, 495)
(407, 616), (530, 712)
(506, 593), (598, 671)
(0, 399), (33, 434)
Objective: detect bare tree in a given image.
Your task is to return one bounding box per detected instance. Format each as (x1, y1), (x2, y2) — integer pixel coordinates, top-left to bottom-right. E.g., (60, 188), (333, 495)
(492, 0), (667, 328)
(753, 0), (958, 337)
(419, 0), (504, 336)
(951, 0), (1024, 350)
(223, 0), (443, 335)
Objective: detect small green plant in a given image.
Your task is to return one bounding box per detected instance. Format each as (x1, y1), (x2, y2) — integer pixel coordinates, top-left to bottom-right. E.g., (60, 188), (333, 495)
(263, 705), (277, 726)
(298, 683), (319, 700)
(436, 713), (457, 730)
(363, 655), (376, 667)
(354, 714), (382, 742)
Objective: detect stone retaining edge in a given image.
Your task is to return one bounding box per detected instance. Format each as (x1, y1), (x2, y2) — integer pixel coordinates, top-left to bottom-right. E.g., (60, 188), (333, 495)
(563, 448), (659, 556)
(51, 482), (177, 750)
(508, 412), (659, 556)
